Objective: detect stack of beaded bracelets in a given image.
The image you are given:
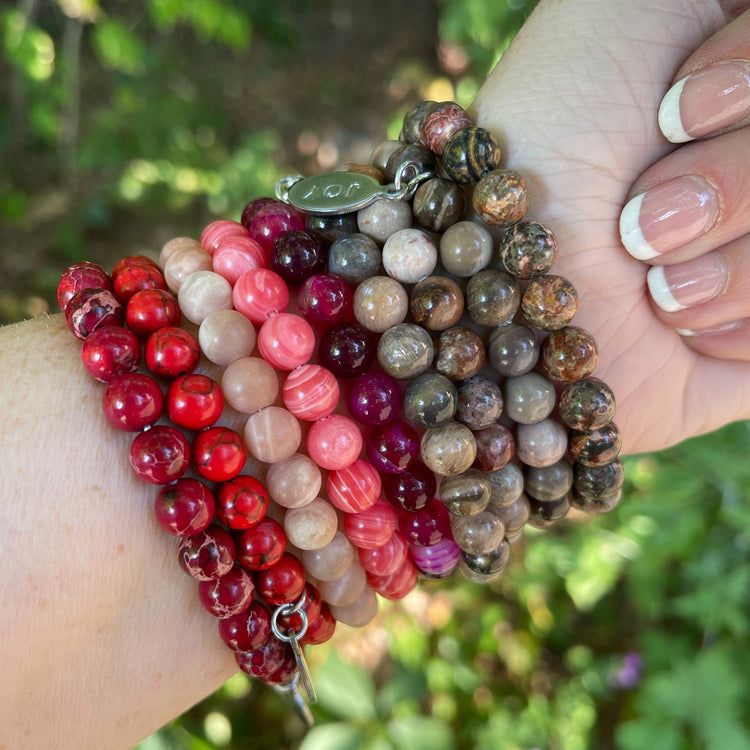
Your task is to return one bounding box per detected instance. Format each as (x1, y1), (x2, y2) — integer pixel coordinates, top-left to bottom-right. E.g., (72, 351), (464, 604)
(58, 100), (623, 712)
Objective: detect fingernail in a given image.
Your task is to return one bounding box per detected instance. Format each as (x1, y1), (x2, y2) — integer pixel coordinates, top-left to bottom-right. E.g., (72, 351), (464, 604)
(659, 60), (750, 143)
(619, 176), (721, 260)
(675, 319), (744, 337)
(647, 254), (728, 312)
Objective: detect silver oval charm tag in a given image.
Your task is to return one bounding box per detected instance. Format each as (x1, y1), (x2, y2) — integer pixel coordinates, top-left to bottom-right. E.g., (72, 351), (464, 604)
(285, 172), (390, 215)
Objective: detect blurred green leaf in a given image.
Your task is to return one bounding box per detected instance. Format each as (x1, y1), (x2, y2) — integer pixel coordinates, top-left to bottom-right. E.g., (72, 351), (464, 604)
(91, 18), (147, 75)
(298, 723), (365, 750)
(314, 652), (377, 722)
(387, 716), (455, 750)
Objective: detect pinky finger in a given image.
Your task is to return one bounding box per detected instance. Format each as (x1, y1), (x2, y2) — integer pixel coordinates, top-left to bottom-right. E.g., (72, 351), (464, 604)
(676, 317), (750, 360)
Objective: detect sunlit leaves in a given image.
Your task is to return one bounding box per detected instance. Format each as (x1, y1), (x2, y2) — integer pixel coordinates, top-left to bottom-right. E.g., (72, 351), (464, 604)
(91, 18), (146, 75)
(2, 9), (55, 81)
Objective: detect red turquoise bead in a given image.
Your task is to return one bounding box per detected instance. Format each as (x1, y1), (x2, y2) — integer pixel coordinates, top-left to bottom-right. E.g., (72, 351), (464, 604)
(254, 552), (306, 606)
(153, 477), (215, 537)
(232, 268), (290, 323)
(218, 601), (272, 652)
(198, 564), (255, 619)
(125, 288), (181, 338)
(237, 518), (286, 571)
(58, 262), (112, 311)
(112, 255), (161, 279)
(263, 649), (299, 685)
(65, 287), (124, 339)
(166, 373), (224, 430)
(307, 414), (364, 471)
(102, 372), (164, 431)
(216, 475), (269, 530)
(326, 459), (381, 513)
(282, 364), (340, 421)
(80, 325), (141, 382)
(129, 425), (191, 484)
(192, 426), (247, 482)
(178, 524), (235, 580)
(235, 637), (288, 678)
(113, 263), (167, 303)
(276, 582), (322, 634)
(300, 603), (337, 646)
(343, 497), (397, 549)
(257, 312), (316, 370)
(144, 326), (200, 379)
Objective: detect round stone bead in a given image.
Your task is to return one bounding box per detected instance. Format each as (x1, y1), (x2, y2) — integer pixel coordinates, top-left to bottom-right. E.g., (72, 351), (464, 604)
(569, 423), (622, 467)
(368, 558), (418, 600)
(58, 261), (112, 311)
(200, 219), (251, 255)
(326, 459), (381, 513)
(516, 419), (568, 468)
(381, 461), (436, 511)
(236, 517), (286, 571)
(439, 468), (491, 516)
(366, 420), (421, 474)
(421, 421), (477, 477)
(144, 326), (200, 379)
(282, 364), (340, 421)
(103, 373), (164, 431)
(558, 377), (617, 431)
(358, 531), (408, 575)
(218, 600), (271, 653)
(353, 276), (408, 332)
(413, 178), (466, 232)
(347, 372), (401, 426)
(400, 101), (438, 144)
(499, 221), (558, 279)
(409, 276), (464, 332)
(163, 245), (213, 293)
(329, 585), (379, 629)
(193, 426), (247, 482)
(179, 524), (235, 580)
(244, 406), (301, 464)
(297, 273), (354, 325)
(377, 323), (434, 380)
(307, 414), (363, 471)
(525, 459), (574, 502)
(492, 494), (530, 542)
(241, 197), (283, 230)
(541, 326), (599, 384)
(435, 326), (485, 381)
(466, 269), (520, 327)
(319, 562), (369, 609)
(258, 313), (315, 371)
(270, 230), (325, 286)
(255, 552), (306, 606)
(160, 237), (203, 268)
(177, 271), (232, 325)
(384, 143), (437, 183)
(215, 475), (269, 530)
(410, 538), (462, 579)
(439, 221), (493, 277)
(328, 233), (382, 285)
(473, 423), (515, 472)
(488, 323), (539, 377)
(319, 322), (377, 378)
(166, 373), (224, 430)
(235, 637), (288, 679)
(302, 531), (354, 582)
(343, 497), (397, 549)
(248, 203), (305, 260)
(125, 288), (181, 339)
(305, 211), (359, 244)
(473, 169), (530, 227)
(81, 325), (141, 382)
(455, 376), (504, 430)
(113, 262), (167, 304)
(221, 356), (279, 414)
(574, 459), (625, 500)
(284, 498), (338, 551)
(65, 287), (124, 339)
(572, 488), (622, 515)
(442, 126), (501, 184)
(370, 139), (405, 172)
(527, 494), (571, 527)
(301, 603), (337, 646)
(129, 425), (190, 484)
(232, 268), (290, 324)
(419, 101), (474, 155)
(265, 453), (322, 509)
(403, 372), (458, 429)
(503, 372), (556, 424)
(212, 236), (265, 285)
(382, 228), (437, 284)
(157, 485), (216, 551)
(486, 463), (525, 509)
(522, 275), (578, 331)
(450, 511), (505, 555)
(459, 541), (511, 583)
(357, 197), (412, 244)
(198, 564), (255, 619)
(398, 498), (452, 546)
(199, 309), (256, 366)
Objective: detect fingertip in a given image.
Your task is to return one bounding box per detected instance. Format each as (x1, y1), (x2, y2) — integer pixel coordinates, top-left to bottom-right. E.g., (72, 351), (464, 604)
(619, 194), (661, 261)
(646, 265), (685, 313)
(658, 77), (694, 143)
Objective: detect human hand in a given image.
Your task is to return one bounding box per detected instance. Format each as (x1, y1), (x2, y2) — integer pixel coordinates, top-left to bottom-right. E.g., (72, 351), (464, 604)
(472, 0), (750, 454)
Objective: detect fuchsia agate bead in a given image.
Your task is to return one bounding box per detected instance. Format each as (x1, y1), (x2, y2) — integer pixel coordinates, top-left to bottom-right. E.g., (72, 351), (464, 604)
(398, 498), (453, 546)
(282, 364), (340, 421)
(307, 414), (363, 471)
(410, 537), (462, 578)
(129, 425), (191, 484)
(366, 420), (421, 474)
(257, 312), (316, 370)
(248, 203), (305, 260)
(326, 458), (381, 513)
(347, 372), (401, 426)
(233, 268), (290, 323)
(297, 273), (353, 324)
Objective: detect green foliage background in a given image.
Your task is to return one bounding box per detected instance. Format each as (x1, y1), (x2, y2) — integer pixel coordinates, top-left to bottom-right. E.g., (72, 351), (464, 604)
(4, 2), (750, 749)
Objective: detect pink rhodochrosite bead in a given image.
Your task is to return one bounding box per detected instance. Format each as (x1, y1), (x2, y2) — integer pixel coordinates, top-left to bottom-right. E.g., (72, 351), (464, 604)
(58, 262), (112, 311)
(166, 373), (224, 430)
(154, 477), (215, 536)
(216, 475), (269, 530)
(248, 203), (305, 260)
(200, 219), (251, 255)
(218, 601), (272, 652)
(358, 530), (409, 575)
(199, 309), (257, 366)
(282, 364), (340, 421)
(343, 497), (397, 549)
(144, 326), (200, 379)
(129, 425), (191, 484)
(254, 552), (306, 605)
(284, 498), (338, 550)
(81, 325), (141, 382)
(258, 313), (316, 370)
(368, 557), (418, 600)
(302, 531), (354, 581)
(265, 453), (322, 509)
(178, 270), (233, 325)
(326, 459), (381, 513)
(233, 268), (290, 323)
(221, 356), (279, 414)
(192, 426), (247, 482)
(318, 561), (367, 607)
(329, 584), (379, 628)
(178, 524), (235, 580)
(198, 564), (255, 619)
(102, 372), (164, 431)
(244, 406), (301, 464)
(125, 288), (181, 338)
(163, 245), (213, 293)
(65, 287), (124, 339)
(212, 236), (265, 284)
(307, 414), (363, 471)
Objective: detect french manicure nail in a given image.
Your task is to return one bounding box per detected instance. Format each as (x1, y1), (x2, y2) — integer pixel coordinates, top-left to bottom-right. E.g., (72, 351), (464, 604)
(659, 60), (750, 143)
(675, 319), (744, 337)
(619, 176), (720, 260)
(646, 254), (728, 312)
